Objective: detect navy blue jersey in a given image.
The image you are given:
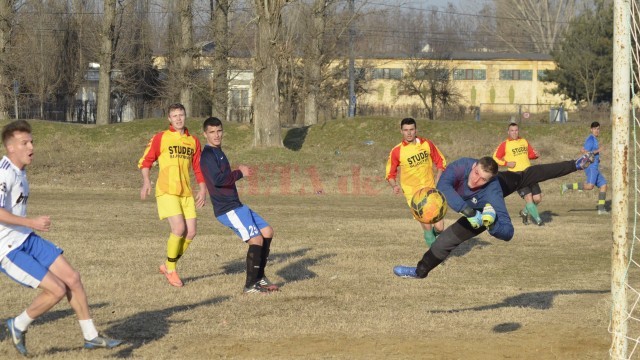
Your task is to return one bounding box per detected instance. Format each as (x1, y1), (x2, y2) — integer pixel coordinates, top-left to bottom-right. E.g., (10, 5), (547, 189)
(437, 157), (513, 241)
(200, 145), (243, 217)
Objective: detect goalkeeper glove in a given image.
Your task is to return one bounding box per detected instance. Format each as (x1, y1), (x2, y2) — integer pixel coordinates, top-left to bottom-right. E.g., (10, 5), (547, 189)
(466, 210), (483, 229)
(481, 203), (496, 227)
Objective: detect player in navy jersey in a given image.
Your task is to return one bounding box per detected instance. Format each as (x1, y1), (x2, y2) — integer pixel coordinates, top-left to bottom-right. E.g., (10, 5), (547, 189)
(200, 117), (278, 294)
(0, 120), (121, 356)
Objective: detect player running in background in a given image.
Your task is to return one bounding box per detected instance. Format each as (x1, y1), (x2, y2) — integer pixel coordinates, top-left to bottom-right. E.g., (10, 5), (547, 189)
(138, 103), (206, 287)
(394, 155), (593, 279)
(493, 122), (543, 226)
(386, 117), (447, 247)
(561, 121), (608, 215)
(200, 117), (278, 294)
(0, 120), (122, 356)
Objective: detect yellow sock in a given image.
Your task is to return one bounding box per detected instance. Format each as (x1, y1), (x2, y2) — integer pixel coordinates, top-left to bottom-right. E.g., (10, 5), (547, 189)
(179, 239), (192, 258)
(165, 233), (183, 272)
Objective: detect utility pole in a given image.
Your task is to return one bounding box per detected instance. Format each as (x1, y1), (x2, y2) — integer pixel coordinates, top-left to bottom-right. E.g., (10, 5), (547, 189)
(348, 0), (355, 118)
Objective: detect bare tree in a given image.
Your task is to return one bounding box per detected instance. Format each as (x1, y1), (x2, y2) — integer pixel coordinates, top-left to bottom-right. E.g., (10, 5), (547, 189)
(11, 1), (67, 119)
(484, 0), (580, 53)
(302, 0), (329, 126)
(210, 0), (229, 120)
(97, 0), (117, 125)
(398, 56), (461, 120)
(179, 0), (194, 114)
(0, 1), (17, 120)
(252, 0), (288, 147)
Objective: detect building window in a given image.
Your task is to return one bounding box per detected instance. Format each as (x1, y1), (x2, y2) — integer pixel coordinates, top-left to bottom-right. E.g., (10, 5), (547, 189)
(538, 70), (548, 81)
(415, 69), (449, 80)
(453, 69), (486, 80)
(371, 68), (403, 80)
(230, 88), (249, 108)
(499, 69), (533, 81)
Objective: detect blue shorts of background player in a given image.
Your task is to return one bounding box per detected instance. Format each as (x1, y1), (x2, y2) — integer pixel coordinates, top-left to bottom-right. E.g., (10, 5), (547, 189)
(585, 164), (607, 188)
(217, 205), (270, 242)
(0, 233), (63, 288)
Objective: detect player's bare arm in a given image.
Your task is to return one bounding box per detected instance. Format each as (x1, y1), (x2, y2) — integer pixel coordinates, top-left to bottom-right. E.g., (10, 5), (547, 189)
(140, 167), (152, 200)
(195, 182), (206, 208)
(0, 207), (50, 232)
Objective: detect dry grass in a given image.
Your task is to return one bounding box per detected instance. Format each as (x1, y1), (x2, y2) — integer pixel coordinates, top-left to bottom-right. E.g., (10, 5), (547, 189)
(0, 117), (618, 359)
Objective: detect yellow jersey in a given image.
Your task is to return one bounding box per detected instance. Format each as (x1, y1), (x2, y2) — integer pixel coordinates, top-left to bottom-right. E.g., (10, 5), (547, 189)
(138, 125), (204, 197)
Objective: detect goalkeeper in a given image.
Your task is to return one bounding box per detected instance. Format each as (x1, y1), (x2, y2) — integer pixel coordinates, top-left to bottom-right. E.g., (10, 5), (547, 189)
(394, 155), (592, 279)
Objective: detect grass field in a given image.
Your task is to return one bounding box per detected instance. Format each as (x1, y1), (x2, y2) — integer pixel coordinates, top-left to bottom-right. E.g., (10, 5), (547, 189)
(0, 117), (619, 359)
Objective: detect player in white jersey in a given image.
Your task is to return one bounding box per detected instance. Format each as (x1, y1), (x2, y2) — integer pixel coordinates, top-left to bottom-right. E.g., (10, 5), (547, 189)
(0, 120), (122, 356)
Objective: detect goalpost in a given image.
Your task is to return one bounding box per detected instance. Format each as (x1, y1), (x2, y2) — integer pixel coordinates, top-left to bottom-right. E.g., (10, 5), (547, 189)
(611, 0), (633, 358)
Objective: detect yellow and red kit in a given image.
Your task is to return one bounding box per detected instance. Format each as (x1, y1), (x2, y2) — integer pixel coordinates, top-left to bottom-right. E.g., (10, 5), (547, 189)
(138, 125), (205, 197)
(492, 137), (538, 172)
(386, 137), (447, 204)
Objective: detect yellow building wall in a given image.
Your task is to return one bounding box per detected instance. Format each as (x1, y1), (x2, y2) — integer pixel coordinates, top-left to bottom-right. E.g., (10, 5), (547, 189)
(355, 57), (566, 114)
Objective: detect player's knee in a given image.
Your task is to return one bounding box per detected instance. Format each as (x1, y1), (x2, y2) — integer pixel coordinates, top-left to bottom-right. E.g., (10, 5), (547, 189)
(64, 269), (83, 290)
(46, 280), (67, 301)
(261, 226), (274, 239)
(185, 228), (197, 240)
(583, 184), (595, 190)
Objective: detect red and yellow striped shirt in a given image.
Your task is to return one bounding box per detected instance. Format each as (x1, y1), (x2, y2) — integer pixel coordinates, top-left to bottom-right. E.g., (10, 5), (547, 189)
(386, 137), (447, 204)
(138, 125), (205, 197)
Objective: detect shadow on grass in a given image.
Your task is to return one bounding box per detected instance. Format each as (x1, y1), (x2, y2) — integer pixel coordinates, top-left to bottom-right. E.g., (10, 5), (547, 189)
(538, 210), (559, 224)
(283, 126), (310, 151)
(37, 296), (231, 358)
(492, 322), (521, 333)
(448, 238), (491, 258)
(276, 253), (335, 283)
(217, 248), (333, 289)
(219, 247), (314, 275)
(181, 272), (219, 286)
(429, 289), (609, 314)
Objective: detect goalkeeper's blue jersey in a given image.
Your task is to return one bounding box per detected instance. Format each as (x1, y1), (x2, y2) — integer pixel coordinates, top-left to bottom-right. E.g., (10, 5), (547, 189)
(437, 158), (514, 241)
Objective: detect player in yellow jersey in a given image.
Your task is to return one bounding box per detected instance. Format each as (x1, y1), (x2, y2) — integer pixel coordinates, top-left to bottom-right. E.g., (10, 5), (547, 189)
(386, 118), (447, 247)
(138, 103), (206, 287)
(493, 122), (542, 225)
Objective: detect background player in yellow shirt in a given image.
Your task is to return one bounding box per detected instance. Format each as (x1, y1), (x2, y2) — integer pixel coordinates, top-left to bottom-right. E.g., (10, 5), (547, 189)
(139, 103), (206, 287)
(386, 117), (447, 247)
(493, 122), (543, 226)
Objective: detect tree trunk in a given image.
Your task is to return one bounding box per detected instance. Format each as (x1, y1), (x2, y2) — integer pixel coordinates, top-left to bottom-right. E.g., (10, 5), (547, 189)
(303, 0), (326, 126)
(211, 0), (229, 121)
(97, 0), (116, 125)
(253, 0), (284, 147)
(0, 1), (14, 120)
(179, 0), (193, 115)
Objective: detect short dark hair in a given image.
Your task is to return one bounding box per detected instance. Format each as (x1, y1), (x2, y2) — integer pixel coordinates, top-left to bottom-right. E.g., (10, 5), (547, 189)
(477, 156), (499, 176)
(203, 116), (223, 131)
(400, 117), (416, 128)
(508, 122), (518, 128)
(168, 103), (186, 115)
(2, 120), (31, 146)
(590, 121), (600, 129)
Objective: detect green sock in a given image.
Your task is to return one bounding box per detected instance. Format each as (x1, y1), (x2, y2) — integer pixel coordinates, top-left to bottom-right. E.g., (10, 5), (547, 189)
(525, 202), (541, 222)
(424, 230), (436, 247)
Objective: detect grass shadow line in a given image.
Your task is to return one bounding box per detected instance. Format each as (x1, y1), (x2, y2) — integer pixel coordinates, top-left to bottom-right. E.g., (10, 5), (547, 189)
(429, 289), (609, 314)
(219, 248), (314, 275)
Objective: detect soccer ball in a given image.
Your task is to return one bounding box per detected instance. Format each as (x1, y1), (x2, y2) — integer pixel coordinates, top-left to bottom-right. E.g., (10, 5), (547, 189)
(410, 187), (447, 224)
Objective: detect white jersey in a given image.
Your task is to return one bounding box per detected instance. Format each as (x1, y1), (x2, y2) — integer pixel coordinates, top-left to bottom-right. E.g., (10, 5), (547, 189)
(0, 156), (32, 260)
